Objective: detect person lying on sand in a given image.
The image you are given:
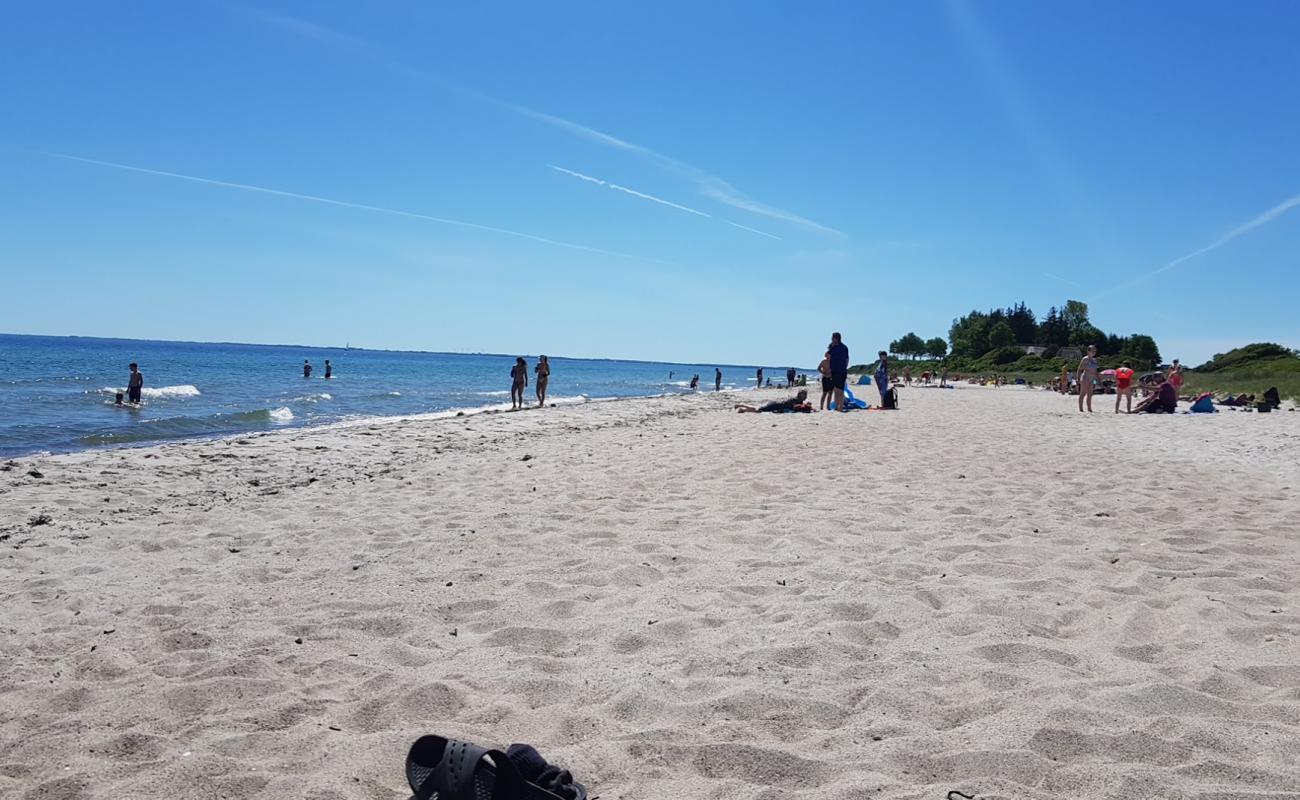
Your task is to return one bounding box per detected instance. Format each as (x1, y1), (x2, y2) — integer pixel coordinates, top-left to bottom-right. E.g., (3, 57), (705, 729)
(736, 389), (810, 413)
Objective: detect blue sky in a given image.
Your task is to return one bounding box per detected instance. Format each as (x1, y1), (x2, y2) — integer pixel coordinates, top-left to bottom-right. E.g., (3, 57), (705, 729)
(2, 1), (1297, 366)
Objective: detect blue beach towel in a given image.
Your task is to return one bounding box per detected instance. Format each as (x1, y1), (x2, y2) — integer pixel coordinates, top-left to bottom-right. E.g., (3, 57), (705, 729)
(1189, 393), (1216, 413)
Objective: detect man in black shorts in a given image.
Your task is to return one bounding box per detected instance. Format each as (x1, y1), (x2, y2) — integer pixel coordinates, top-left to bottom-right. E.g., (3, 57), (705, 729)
(127, 362), (143, 404)
(827, 332), (849, 411)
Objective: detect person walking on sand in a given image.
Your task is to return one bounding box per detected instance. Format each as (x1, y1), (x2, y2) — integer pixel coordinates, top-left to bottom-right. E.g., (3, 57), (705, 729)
(828, 332), (849, 411)
(127, 362), (143, 404)
(535, 355), (550, 407)
(903, 365), (912, 385)
(324, 359), (333, 379)
(817, 350), (832, 410)
(1115, 360), (1135, 413)
(1077, 345), (1099, 412)
(303, 360), (312, 378)
(715, 368), (722, 392)
(510, 357), (529, 410)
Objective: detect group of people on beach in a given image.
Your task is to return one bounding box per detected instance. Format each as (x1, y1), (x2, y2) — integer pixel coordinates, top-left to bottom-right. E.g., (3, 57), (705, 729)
(738, 332), (897, 414)
(1072, 346), (1183, 413)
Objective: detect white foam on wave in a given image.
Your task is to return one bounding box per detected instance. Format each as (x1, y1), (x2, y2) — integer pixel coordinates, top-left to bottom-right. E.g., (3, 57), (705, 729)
(99, 384), (201, 399)
(476, 390), (510, 397)
(268, 407), (295, 423)
(291, 392), (332, 402)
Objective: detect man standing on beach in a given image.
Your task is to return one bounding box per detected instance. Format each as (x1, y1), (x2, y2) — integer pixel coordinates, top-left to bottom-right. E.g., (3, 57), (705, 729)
(828, 332), (849, 411)
(756, 367), (763, 389)
(786, 367), (796, 387)
(715, 368), (722, 391)
(127, 362), (143, 404)
(817, 350), (832, 410)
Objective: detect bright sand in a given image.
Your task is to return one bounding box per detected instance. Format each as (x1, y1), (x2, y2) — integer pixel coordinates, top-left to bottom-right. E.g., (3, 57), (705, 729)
(2, 386), (1299, 799)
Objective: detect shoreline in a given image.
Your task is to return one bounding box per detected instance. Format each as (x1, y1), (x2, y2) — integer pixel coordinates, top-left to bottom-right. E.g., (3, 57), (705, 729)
(3, 386), (1298, 798)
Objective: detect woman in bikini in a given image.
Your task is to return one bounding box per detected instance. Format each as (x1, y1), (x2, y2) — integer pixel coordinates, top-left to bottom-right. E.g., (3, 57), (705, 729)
(1077, 345), (1099, 413)
(535, 355), (550, 407)
(510, 357), (529, 410)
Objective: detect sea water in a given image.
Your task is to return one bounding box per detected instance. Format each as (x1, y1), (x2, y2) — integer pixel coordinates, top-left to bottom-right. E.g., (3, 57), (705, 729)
(0, 334), (786, 456)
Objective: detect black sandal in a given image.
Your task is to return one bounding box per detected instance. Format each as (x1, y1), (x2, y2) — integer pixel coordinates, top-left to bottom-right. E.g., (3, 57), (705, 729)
(406, 735), (587, 800)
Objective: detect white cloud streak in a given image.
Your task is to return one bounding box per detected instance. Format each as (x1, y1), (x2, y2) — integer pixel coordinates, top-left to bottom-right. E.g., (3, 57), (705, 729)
(548, 165), (711, 219)
(243, 9), (839, 237)
(1098, 193), (1300, 296)
(44, 152), (662, 263)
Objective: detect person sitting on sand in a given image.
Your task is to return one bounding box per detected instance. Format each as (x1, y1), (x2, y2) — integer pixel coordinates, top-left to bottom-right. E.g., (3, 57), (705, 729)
(535, 355), (550, 407)
(1263, 387), (1281, 409)
(510, 357), (529, 410)
(736, 389), (810, 413)
(1131, 378), (1178, 414)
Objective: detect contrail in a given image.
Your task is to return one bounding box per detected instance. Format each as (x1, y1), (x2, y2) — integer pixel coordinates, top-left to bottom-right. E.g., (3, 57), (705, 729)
(1098, 193), (1300, 296)
(44, 152), (661, 263)
(723, 219), (783, 241)
(242, 7), (841, 237)
(549, 165), (711, 218)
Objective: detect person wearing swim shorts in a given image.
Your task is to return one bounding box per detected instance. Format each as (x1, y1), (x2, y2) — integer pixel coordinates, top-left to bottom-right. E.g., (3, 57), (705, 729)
(1077, 345), (1099, 413)
(714, 368), (722, 392)
(1114, 360), (1135, 413)
(127, 362), (143, 404)
(828, 332), (849, 411)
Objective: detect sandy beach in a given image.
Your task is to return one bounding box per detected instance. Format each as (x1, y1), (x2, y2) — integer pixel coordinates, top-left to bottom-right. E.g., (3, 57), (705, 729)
(3, 385), (1299, 799)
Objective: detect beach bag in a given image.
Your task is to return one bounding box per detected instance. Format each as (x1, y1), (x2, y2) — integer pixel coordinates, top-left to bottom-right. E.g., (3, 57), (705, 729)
(882, 387), (898, 410)
(1189, 393), (1215, 413)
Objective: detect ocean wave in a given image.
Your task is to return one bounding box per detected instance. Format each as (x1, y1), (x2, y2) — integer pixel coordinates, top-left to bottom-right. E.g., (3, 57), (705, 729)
(290, 392), (332, 403)
(269, 407), (294, 422)
(476, 390), (510, 397)
(97, 384), (201, 399)
(76, 406), (295, 446)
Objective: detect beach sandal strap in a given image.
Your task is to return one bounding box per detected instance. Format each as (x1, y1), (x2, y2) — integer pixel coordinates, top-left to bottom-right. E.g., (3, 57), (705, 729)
(407, 735), (492, 800)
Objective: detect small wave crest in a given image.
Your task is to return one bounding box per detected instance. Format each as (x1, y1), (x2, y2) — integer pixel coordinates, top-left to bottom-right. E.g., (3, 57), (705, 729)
(269, 407), (294, 422)
(97, 384), (201, 399)
(290, 392), (332, 403)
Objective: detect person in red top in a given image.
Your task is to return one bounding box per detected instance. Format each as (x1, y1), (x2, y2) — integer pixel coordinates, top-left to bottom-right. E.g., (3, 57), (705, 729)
(1114, 360), (1136, 413)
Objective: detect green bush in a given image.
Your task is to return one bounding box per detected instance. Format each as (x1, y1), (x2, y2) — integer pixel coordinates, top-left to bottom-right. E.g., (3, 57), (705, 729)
(1196, 343), (1298, 372)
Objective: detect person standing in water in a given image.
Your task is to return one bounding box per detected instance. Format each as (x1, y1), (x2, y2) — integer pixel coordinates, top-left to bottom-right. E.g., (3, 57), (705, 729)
(324, 360), (333, 379)
(127, 362), (143, 404)
(756, 367), (763, 389)
(510, 357), (529, 410)
(715, 368), (722, 392)
(535, 355), (550, 407)
(689, 374), (699, 389)
(303, 360), (312, 379)
(1077, 345), (1099, 412)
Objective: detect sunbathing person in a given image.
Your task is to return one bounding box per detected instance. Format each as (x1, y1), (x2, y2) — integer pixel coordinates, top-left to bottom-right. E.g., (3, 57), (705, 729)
(1131, 379), (1178, 414)
(736, 389), (810, 413)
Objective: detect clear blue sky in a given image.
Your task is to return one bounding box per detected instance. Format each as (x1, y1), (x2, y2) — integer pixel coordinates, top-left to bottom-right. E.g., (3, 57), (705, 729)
(2, 1), (1297, 366)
